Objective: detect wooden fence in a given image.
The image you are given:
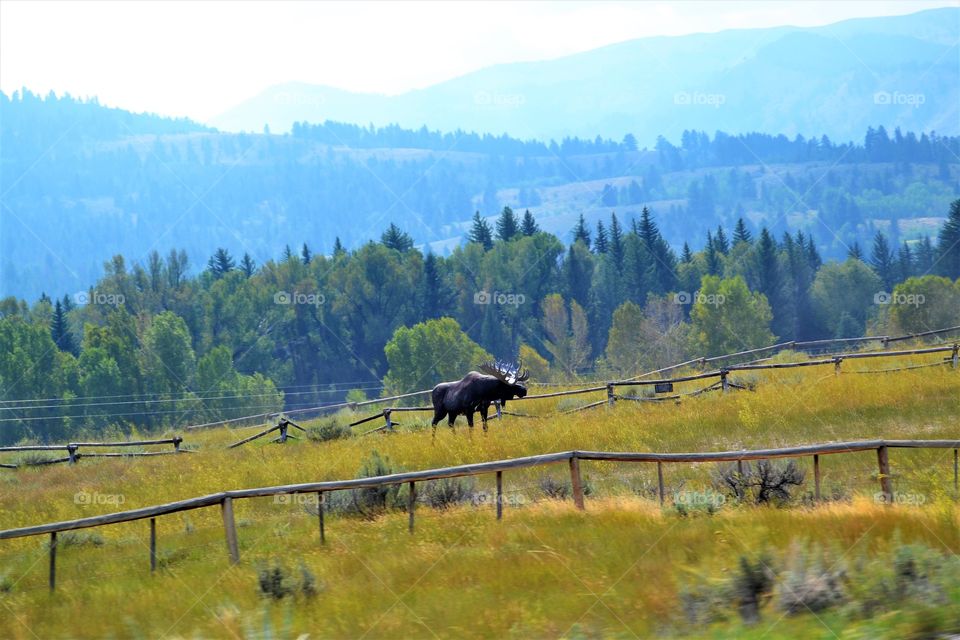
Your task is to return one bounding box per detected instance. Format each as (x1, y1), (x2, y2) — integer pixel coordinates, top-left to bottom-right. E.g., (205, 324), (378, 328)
(0, 437), (187, 469)
(2, 438), (959, 591)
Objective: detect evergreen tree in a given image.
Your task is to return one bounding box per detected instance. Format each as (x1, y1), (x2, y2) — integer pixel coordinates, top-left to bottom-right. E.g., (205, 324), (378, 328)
(495, 206), (519, 241)
(733, 218), (753, 245)
(594, 220), (609, 254)
(681, 242), (693, 264)
(381, 223), (414, 252)
(870, 231), (896, 290)
(240, 252), (257, 277)
(301, 242), (313, 264)
(609, 213), (625, 269)
(207, 248), (235, 278)
(282, 245), (294, 261)
(572, 214), (591, 248)
(520, 209), (540, 236)
(847, 242), (864, 261)
(468, 212), (494, 250)
(50, 299), (75, 354)
(897, 242), (914, 282)
(418, 252), (452, 319)
(714, 226), (730, 254)
(705, 232), (722, 276)
(916, 236), (936, 274)
(937, 199), (960, 279)
(333, 237), (345, 256)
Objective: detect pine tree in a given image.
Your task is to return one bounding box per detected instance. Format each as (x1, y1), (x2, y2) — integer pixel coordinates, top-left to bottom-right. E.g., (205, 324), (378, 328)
(594, 220), (609, 254)
(468, 212), (494, 250)
(916, 236), (935, 274)
(282, 245), (294, 261)
(301, 243), (313, 264)
(870, 231), (896, 290)
(681, 242), (693, 263)
(937, 199), (960, 278)
(705, 232), (722, 276)
(572, 214), (591, 248)
(733, 217), (753, 245)
(381, 223), (414, 252)
(333, 237), (345, 256)
(207, 248), (235, 278)
(609, 213), (624, 269)
(418, 252), (452, 319)
(897, 242), (914, 282)
(520, 209), (540, 236)
(714, 226), (730, 254)
(495, 206), (519, 241)
(50, 299), (75, 354)
(847, 242), (864, 261)
(240, 252), (256, 277)
(756, 228), (781, 307)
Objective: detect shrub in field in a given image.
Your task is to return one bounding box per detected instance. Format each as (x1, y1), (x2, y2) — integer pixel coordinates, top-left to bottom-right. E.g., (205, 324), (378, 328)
(679, 554), (774, 626)
(713, 459), (805, 505)
(257, 561), (319, 600)
(48, 531), (104, 548)
(733, 555), (776, 624)
(348, 451), (404, 518)
(775, 544), (846, 615)
(537, 474), (593, 500)
(423, 477), (475, 509)
(306, 419), (353, 443)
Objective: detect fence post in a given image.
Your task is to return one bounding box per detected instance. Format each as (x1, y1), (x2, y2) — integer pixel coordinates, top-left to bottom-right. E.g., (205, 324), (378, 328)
(67, 444), (78, 465)
(173, 436), (182, 453)
(317, 492), (325, 544)
(954, 449), (958, 497)
(221, 497), (240, 564)
(657, 462), (665, 505)
(607, 383), (615, 407)
(569, 456), (585, 510)
(720, 370), (729, 393)
(952, 344), (959, 369)
(833, 357), (842, 376)
(813, 455), (821, 501)
(877, 446), (892, 504)
(383, 409), (393, 431)
(278, 420), (288, 443)
(408, 482), (416, 533)
(496, 471), (503, 520)
(150, 517), (157, 572)
(49, 531), (57, 591)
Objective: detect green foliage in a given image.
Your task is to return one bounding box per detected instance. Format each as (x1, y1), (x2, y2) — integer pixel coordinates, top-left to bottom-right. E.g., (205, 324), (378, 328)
(383, 318), (490, 396)
(306, 419), (353, 443)
(889, 275), (960, 334)
(810, 259), (884, 337)
(690, 275), (775, 356)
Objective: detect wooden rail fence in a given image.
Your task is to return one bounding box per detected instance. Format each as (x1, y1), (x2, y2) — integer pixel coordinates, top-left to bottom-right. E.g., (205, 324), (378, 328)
(0, 437), (187, 469)
(2, 439), (958, 590)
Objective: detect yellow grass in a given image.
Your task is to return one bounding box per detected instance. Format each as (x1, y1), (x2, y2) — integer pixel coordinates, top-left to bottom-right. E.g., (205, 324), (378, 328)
(1, 351), (958, 638)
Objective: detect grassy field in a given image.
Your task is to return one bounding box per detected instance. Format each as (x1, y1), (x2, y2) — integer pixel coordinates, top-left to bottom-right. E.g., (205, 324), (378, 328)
(1, 350), (959, 638)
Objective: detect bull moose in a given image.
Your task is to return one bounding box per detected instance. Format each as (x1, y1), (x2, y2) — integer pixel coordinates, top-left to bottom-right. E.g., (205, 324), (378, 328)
(431, 360), (530, 434)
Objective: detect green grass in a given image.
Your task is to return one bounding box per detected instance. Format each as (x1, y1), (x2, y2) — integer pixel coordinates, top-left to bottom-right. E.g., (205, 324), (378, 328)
(0, 352), (958, 638)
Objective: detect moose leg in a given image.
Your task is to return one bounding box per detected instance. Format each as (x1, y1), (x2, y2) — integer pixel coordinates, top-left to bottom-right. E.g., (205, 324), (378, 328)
(479, 403), (490, 433)
(466, 411), (474, 429)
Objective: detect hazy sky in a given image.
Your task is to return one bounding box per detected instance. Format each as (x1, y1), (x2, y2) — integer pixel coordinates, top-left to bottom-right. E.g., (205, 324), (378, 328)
(1, 0), (954, 122)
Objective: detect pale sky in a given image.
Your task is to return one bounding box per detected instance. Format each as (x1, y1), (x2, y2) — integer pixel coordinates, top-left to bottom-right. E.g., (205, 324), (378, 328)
(1, 0), (955, 122)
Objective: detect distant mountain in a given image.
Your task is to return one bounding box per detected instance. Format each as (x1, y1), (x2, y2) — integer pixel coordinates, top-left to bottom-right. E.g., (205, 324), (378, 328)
(211, 8), (959, 143)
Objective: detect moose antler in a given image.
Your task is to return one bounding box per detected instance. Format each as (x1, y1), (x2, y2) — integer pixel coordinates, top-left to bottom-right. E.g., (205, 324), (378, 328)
(479, 359), (529, 385)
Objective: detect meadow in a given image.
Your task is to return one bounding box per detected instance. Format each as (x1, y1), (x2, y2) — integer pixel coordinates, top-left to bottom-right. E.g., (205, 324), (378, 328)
(1, 349), (959, 638)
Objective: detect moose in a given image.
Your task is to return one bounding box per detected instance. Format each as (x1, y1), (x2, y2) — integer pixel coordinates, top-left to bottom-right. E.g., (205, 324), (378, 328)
(431, 360), (530, 434)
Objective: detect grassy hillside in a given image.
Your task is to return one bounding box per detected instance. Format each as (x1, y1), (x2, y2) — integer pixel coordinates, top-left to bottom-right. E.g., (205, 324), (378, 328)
(1, 349), (958, 638)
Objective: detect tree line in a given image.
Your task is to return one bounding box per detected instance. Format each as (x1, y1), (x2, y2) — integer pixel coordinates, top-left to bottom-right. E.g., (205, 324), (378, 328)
(1, 200), (958, 444)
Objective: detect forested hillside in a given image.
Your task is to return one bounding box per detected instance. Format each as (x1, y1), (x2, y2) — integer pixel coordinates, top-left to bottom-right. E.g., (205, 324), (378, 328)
(2, 198), (959, 445)
(2, 90), (958, 301)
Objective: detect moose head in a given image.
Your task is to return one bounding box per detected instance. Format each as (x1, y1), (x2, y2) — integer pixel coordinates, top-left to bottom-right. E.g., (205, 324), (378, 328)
(478, 358), (530, 398)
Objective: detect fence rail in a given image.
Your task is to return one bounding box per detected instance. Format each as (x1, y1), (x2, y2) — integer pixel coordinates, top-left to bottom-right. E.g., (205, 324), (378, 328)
(0, 437), (185, 468)
(3, 438), (959, 591)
